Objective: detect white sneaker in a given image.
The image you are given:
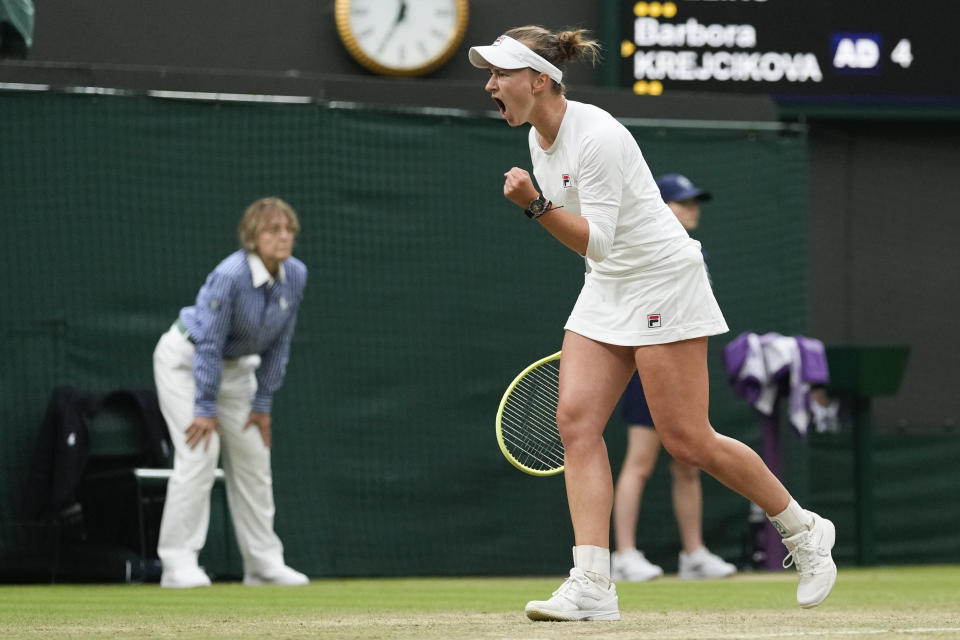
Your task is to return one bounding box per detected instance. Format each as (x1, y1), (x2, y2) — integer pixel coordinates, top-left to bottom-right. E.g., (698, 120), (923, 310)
(160, 566), (212, 589)
(525, 568), (620, 621)
(678, 547), (737, 579)
(243, 565), (309, 586)
(782, 513), (837, 608)
(610, 549), (663, 582)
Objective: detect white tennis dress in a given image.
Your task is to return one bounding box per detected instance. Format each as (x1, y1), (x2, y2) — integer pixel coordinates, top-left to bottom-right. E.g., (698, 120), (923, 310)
(529, 100), (728, 346)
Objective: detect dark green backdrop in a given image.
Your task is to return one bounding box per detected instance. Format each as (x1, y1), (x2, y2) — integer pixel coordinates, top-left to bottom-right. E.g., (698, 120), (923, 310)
(2, 90), (951, 579)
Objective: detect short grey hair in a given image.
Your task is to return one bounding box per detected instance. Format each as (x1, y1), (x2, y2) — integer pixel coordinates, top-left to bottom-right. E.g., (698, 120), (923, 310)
(237, 197), (300, 251)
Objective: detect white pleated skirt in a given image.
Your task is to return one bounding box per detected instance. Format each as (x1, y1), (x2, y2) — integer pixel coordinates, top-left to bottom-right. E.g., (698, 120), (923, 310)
(564, 240), (729, 346)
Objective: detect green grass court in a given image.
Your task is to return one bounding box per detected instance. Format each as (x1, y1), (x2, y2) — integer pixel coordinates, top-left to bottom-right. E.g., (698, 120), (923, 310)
(1, 566), (958, 639)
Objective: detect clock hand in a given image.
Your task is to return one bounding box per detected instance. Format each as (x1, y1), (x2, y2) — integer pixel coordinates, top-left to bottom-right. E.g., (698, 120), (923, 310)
(377, 0), (408, 55)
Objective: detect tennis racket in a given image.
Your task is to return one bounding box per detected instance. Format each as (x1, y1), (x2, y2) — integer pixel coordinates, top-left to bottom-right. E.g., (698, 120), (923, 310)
(495, 351), (564, 476)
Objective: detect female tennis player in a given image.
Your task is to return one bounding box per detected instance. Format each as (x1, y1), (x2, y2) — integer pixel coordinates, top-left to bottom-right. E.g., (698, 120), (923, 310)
(469, 27), (836, 621)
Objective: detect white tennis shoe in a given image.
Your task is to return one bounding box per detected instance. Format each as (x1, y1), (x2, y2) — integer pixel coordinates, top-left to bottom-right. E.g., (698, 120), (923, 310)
(610, 549), (663, 582)
(160, 566), (212, 589)
(678, 546), (737, 579)
(782, 513), (837, 608)
(243, 564), (309, 586)
(525, 568), (620, 621)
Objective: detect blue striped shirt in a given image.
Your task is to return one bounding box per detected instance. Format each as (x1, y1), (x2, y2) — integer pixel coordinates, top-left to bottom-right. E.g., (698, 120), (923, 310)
(179, 250), (307, 417)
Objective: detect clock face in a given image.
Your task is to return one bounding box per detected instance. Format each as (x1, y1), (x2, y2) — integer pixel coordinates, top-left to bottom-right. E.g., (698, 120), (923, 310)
(335, 0), (469, 77)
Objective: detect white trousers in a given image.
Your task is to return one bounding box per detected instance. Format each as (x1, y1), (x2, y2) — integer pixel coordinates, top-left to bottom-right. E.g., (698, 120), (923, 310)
(153, 325), (285, 575)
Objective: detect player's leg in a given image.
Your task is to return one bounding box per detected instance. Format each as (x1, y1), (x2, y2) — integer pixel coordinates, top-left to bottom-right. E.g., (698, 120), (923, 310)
(525, 330), (634, 621)
(557, 332), (634, 549)
(636, 338), (787, 514)
(611, 424), (664, 581)
(636, 337), (836, 606)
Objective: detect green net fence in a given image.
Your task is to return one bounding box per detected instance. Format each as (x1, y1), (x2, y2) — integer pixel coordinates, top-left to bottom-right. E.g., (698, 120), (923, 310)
(0, 89), (813, 578)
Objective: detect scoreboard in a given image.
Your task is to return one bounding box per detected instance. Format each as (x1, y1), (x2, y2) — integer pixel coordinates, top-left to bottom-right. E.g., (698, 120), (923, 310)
(619, 0), (960, 104)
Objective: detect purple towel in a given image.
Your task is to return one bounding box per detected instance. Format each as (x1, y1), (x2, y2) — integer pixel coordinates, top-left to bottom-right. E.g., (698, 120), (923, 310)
(723, 332), (763, 405)
(724, 332), (830, 436)
(797, 335), (829, 385)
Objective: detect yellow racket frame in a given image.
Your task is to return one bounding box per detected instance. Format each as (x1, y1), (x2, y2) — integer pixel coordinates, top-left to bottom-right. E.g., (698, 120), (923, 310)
(495, 350), (563, 476)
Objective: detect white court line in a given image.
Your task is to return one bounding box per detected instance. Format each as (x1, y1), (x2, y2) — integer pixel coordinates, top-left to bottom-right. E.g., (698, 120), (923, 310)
(502, 628), (960, 640)
(730, 628), (960, 638)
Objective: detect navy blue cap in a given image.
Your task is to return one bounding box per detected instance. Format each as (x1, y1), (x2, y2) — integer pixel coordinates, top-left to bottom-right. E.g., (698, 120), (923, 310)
(656, 173), (712, 203)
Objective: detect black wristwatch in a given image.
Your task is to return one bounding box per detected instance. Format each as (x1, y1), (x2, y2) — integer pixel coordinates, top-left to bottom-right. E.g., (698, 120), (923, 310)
(525, 194), (551, 219)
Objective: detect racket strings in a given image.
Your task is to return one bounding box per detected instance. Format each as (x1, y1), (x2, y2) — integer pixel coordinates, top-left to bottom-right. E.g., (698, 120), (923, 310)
(500, 360), (564, 471)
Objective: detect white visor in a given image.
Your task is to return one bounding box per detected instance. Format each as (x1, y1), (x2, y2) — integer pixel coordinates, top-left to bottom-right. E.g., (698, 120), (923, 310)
(468, 35), (563, 84)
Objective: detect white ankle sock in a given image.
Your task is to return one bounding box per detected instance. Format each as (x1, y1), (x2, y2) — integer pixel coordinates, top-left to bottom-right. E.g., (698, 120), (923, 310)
(768, 499), (815, 537)
(572, 545), (610, 588)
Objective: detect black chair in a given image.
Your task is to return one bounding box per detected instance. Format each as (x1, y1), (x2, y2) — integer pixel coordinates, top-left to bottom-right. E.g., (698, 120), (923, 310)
(82, 391), (231, 581)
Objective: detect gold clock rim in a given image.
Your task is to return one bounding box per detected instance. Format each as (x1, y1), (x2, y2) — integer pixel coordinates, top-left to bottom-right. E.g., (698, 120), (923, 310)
(334, 0), (469, 77)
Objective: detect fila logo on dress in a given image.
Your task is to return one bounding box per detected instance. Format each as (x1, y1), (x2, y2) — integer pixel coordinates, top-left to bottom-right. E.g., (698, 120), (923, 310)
(562, 173), (571, 188)
(648, 314), (662, 328)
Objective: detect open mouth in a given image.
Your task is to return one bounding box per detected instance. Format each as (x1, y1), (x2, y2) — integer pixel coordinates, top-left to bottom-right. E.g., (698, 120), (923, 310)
(492, 97), (506, 117)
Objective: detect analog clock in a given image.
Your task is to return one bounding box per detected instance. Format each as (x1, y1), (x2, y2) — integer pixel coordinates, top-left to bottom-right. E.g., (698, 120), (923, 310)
(335, 0), (469, 77)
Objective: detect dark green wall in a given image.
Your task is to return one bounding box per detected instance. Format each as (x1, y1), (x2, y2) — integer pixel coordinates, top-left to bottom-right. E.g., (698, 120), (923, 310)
(1, 90), (951, 579)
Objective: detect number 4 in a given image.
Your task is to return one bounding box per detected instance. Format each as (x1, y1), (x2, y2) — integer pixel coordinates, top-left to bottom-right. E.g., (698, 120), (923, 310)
(891, 39), (913, 68)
